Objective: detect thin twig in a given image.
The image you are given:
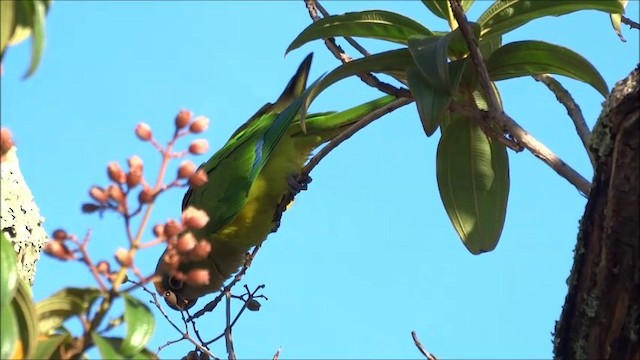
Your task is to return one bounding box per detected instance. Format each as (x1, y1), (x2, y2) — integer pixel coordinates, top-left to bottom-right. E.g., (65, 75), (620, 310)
(188, 246), (261, 321)
(224, 291), (237, 360)
(448, 0), (591, 196)
(132, 279), (217, 359)
(533, 74), (594, 167)
(411, 331), (438, 360)
(305, 0), (411, 98)
(621, 15), (640, 29)
(273, 347), (282, 360)
(314, 1), (370, 57)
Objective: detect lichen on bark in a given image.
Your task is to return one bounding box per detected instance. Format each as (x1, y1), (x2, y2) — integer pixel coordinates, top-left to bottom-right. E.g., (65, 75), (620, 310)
(0, 146), (50, 286)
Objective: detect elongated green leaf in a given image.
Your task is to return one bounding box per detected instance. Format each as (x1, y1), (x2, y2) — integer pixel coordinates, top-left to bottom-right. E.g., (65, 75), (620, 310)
(436, 116), (510, 254)
(486, 40), (609, 97)
(304, 48), (415, 108)
(12, 278), (38, 359)
(406, 59), (465, 137)
(1, 305), (18, 359)
(478, 0), (624, 38)
(1, 232), (18, 305)
(120, 294), (155, 357)
(37, 287), (103, 335)
(287, 10), (432, 54)
(406, 66), (446, 137)
(421, 0), (475, 20)
(32, 334), (69, 360)
(101, 337), (157, 360)
(408, 35), (449, 92)
(0, 0), (16, 57)
(92, 333), (125, 360)
(408, 24), (478, 92)
(610, 0), (628, 41)
(23, 0), (45, 78)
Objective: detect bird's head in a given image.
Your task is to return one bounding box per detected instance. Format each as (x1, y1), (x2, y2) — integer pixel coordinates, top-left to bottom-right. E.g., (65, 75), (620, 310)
(153, 270), (199, 311)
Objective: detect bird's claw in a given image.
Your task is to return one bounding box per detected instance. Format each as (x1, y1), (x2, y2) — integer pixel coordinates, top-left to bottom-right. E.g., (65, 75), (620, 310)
(287, 173), (312, 194)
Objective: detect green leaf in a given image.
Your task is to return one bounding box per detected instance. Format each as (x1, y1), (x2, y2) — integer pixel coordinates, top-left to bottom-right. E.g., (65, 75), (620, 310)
(406, 66), (446, 137)
(478, 0), (625, 38)
(408, 35), (450, 92)
(120, 294), (155, 357)
(610, 0), (628, 41)
(23, 0), (46, 78)
(36, 287), (103, 335)
(478, 34), (502, 59)
(408, 24), (478, 92)
(92, 333), (125, 360)
(1, 304), (18, 359)
(304, 48), (415, 108)
(486, 40), (609, 97)
(436, 116), (510, 254)
(446, 23), (480, 59)
(0, 232), (18, 305)
(12, 278), (39, 359)
(421, 0), (474, 20)
(287, 10), (432, 54)
(32, 334), (70, 360)
(100, 337), (158, 360)
(406, 60), (465, 137)
(0, 0), (16, 57)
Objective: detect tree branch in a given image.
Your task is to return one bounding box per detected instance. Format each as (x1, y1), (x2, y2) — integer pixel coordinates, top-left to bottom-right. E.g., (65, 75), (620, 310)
(448, 0), (591, 197)
(533, 74), (594, 167)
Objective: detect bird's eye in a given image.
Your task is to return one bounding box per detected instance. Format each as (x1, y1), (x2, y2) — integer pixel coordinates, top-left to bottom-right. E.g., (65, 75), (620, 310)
(167, 275), (184, 290)
(162, 290), (198, 311)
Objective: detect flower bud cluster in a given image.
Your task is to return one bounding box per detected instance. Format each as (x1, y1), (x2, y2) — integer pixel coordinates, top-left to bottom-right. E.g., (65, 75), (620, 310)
(155, 206), (213, 287)
(43, 229), (76, 261)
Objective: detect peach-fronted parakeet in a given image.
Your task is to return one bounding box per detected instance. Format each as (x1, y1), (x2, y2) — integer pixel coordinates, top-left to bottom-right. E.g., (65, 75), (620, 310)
(155, 54), (395, 310)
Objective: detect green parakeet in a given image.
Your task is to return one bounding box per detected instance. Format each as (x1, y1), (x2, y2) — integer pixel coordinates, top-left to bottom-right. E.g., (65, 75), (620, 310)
(154, 53), (395, 310)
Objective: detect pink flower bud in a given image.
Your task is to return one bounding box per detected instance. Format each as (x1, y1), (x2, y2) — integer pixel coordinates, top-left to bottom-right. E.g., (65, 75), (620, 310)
(107, 184), (125, 203)
(89, 186), (109, 203)
(114, 248), (132, 267)
(107, 162), (126, 184)
(188, 240), (212, 262)
(127, 155), (144, 172)
(188, 169), (208, 187)
(43, 241), (76, 261)
(52, 229), (68, 242)
(164, 219), (182, 238)
(176, 232), (196, 253)
(153, 223), (165, 238)
(126, 170), (143, 188)
(175, 109), (193, 130)
(189, 116), (210, 133)
(135, 123), (152, 141)
(188, 139), (209, 155)
(185, 268), (210, 286)
(96, 261), (111, 274)
(177, 160), (197, 179)
(162, 250), (180, 271)
(0, 127), (14, 157)
(138, 186), (155, 204)
(182, 206), (210, 230)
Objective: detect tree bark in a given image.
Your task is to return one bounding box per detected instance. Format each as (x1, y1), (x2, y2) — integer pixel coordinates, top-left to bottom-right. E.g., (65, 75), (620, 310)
(554, 65), (639, 360)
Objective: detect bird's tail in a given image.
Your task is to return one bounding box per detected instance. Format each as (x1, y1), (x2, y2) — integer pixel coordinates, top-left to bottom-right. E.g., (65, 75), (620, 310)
(291, 95), (398, 142)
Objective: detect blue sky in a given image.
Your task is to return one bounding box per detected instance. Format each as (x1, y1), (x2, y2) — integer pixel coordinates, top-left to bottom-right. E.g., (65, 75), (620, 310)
(2, 1), (638, 359)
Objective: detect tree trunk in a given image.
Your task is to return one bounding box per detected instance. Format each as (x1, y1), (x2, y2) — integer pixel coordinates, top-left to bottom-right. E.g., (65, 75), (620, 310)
(554, 65), (639, 360)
